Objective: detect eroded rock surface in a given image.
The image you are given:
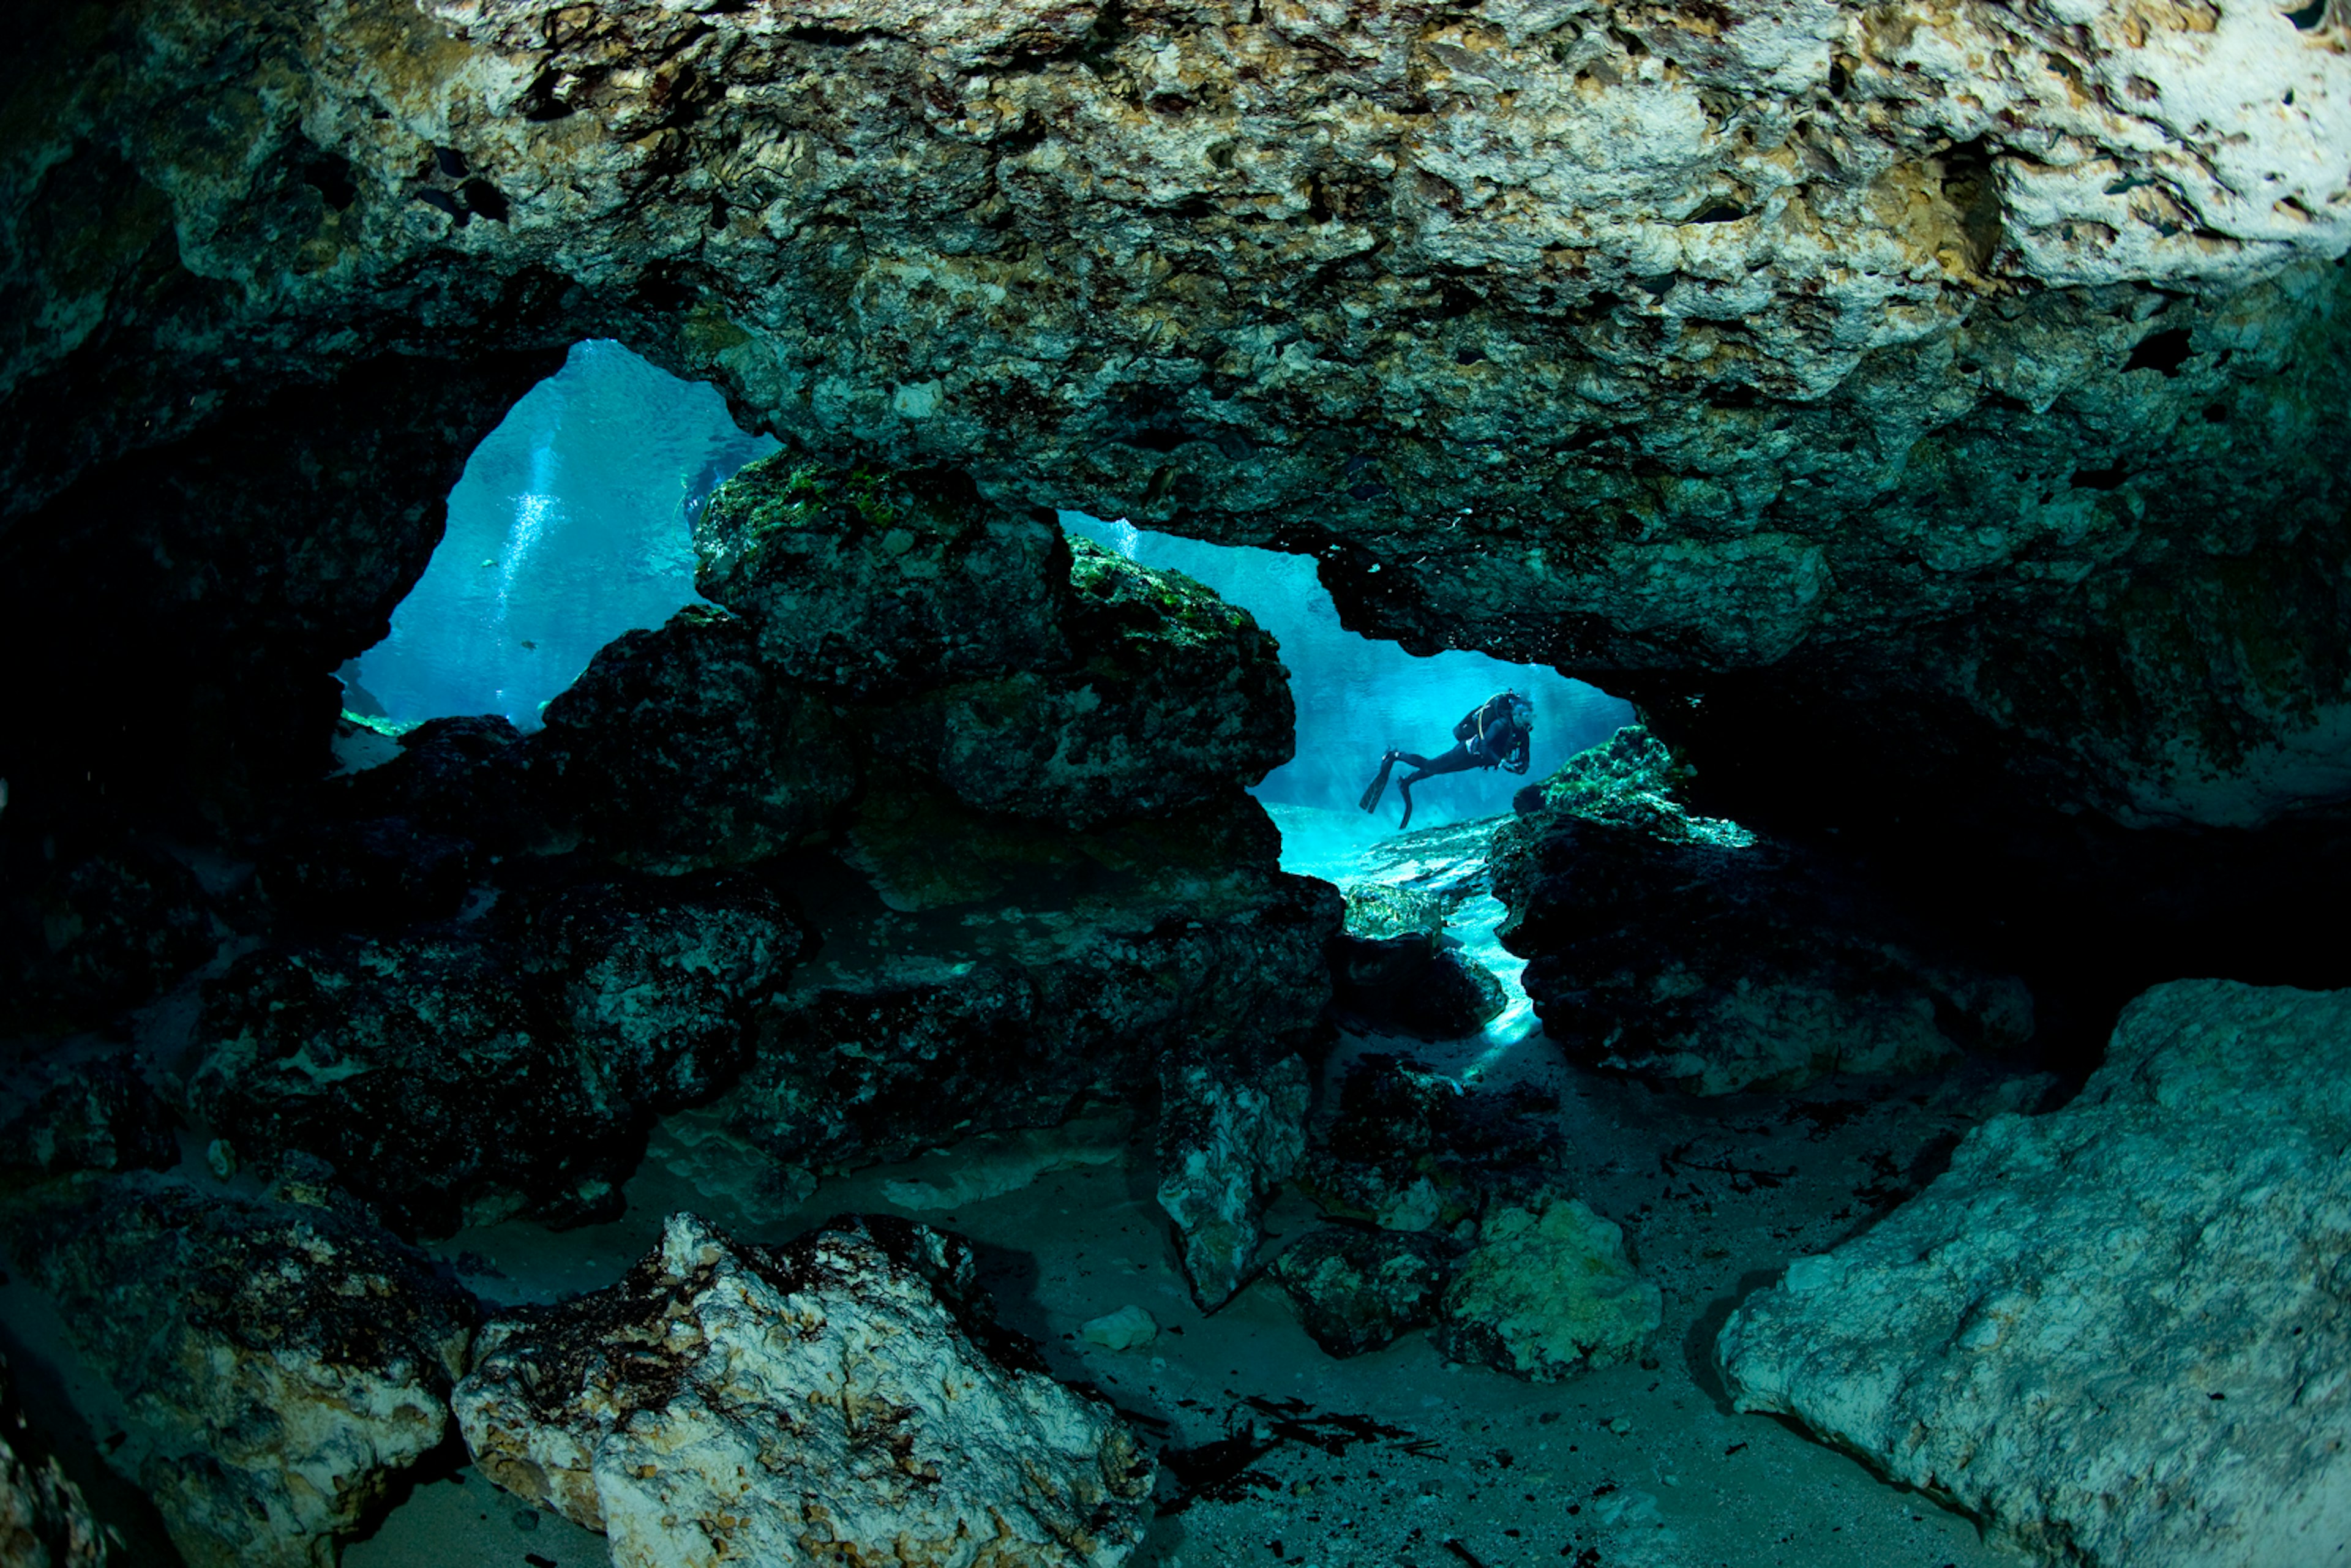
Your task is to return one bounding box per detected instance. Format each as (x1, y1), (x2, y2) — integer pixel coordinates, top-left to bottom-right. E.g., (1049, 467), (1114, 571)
(1494, 726), (2034, 1094)
(1272, 1227), (1455, 1359)
(1719, 978), (2351, 1568)
(1436, 1198), (1662, 1382)
(7, 1176), (473, 1568)
(1295, 1053), (1565, 1232)
(7, 0), (2351, 834)
(454, 1210), (1155, 1568)
(0, 1050), (178, 1176)
(0, 1354), (104, 1568)
(1157, 1054), (1312, 1309)
(192, 871), (796, 1234)
(532, 604), (857, 871)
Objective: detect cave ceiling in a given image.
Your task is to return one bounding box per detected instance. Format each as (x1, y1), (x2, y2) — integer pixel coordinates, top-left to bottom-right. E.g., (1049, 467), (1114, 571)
(4, 0), (2350, 830)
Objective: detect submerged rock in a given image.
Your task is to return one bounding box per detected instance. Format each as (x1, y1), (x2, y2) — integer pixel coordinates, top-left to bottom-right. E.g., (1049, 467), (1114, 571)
(1494, 727), (2034, 1095)
(879, 539), (1294, 830)
(454, 1210), (1154, 1567)
(192, 871), (795, 1234)
(0, 844), (217, 1035)
(713, 792), (1338, 1180)
(0, 1354), (103, 1568)
(1719, 980), (2351, 1567)
(693, 455), (1070, 697)
(1272, 1227), (1453, 1359)
(533, 604), (857, 872)
(1297, 1054), (1563, 1232)
(257, 816), (476, 929)
(1436, 1198), (1662, 1383)
(7, 1176), (473, 1568)
(0, 1049), (178, 1174)
(1157, 1055), (1312, 1310)
(328, 714), (548, 858)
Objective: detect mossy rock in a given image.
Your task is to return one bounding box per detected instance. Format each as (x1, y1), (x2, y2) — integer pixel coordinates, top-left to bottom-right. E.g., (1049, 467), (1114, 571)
(1434, 1198), (1660, 1381)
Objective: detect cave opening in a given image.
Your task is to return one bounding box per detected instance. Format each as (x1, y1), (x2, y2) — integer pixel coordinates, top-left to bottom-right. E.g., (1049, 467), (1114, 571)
(340, 339), (778, 733)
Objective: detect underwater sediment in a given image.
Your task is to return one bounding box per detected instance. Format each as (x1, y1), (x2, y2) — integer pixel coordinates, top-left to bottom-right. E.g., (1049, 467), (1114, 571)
(2, 0), (2349, 1563)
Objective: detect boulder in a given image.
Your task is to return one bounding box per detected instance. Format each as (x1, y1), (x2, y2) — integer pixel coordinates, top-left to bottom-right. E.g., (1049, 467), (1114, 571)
(1156, 1055), (1311, 1310)
(256, 816), (476, 929)
(328, 714), (545, 857)
(0, 1049), (178, 1174)
(7, 1176), (473, 1568)
(1295, 1053), (1562, 1232)
(1494, 726), (2034, 1095)
(453, 1210), (1154, 1567)
(1271, 1227), (1454, 1359)
(1434, 1198), (1661, 1382)
(0, 1354), (103, 1568)
(1717, 979), (2351, 1568)
(191, 871), (795, 1234)
(692, 455), (1070, 698)
(878, 539), (1294, 829)
(532, 604), (857, 872)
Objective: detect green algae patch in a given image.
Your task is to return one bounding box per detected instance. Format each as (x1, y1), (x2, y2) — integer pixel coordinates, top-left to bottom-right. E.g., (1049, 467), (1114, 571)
(1540, 724), (1754, 848)
(1436, 1198), (1662, 1382)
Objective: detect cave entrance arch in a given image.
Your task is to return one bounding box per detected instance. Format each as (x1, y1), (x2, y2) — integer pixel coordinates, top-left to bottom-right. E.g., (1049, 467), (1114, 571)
(344, 340), (778, 732)
(1063, 512), (1635, 1054)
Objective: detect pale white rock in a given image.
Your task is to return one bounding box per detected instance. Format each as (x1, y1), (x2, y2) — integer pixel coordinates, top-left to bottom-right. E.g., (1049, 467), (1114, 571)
(1155, 1055), (1311, 1308)
(454, 1211), (1155, 1568)
(1082, 1305), (1161, 1352)
(1719, 979), (2351, 1568)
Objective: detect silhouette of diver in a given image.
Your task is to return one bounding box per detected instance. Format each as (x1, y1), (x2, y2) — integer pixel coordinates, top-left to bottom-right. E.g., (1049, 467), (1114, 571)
(1360, 691), (1534, 830)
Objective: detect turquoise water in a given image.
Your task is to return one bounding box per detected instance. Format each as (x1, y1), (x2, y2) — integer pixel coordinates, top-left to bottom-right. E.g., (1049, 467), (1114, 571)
(350, 340), (778, 730)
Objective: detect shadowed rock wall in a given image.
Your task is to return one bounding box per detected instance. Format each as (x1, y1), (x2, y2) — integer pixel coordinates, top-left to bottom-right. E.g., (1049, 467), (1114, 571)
(3, 0), (2348, 841)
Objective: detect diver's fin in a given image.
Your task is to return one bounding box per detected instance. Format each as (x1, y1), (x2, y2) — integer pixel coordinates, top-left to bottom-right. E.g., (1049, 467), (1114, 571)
(1359, 752), (1397, 813)
(1397, 780), (1415, 831)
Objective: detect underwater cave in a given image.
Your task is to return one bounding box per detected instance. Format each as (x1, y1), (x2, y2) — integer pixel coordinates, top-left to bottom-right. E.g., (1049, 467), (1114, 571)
(4, 3), (2351, 1567)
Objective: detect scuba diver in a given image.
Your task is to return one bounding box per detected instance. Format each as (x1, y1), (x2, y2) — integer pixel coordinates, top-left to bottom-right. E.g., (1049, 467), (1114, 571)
(1359, 690), (1534, 831)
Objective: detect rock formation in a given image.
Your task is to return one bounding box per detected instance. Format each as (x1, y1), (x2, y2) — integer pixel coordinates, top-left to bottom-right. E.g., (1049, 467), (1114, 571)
(1155, 1055), (1313, 1308)
(6, 0), (2350, 853)
(454, 1210), (1155, 1568)
(1719, 979), (2351, 1567)
(1495, 726), (2034, 1093)
(0, 1051), (179, 1176)
(0, 1356), (105, 1568)
(1436, 1198), (1662, 1382)
(191, 870), (797, 1234)
(1272, 1227), (1455, 1359)
(6, 1176), (475, 1568)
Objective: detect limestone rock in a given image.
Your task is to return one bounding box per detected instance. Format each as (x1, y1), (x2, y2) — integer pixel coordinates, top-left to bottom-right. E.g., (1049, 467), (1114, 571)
(1082, 1305), (1160, 1352)
(1296, 1054), (1564, 1232)
(0, 1354), (104, 1568)
(1717, 979), (2351, 1568)
(880, 539), (1294, 830)
(1272, 1228), (1454, 1359)
(453, 1210), (1155, 1568)
(191, 871), (795, 1234)
(1494, 730), (2034, 1094)
(257, 816), (477, 929)
(712, 790), (1338, 1175)
(329, 714), (548, 858)
(1155, 1055), (1311, 1310)
(7, 1176), (473, 1568)
(533, 604), (857, 872)
(0, 844), (218, 1035)
(11, 0), (2351, 839)
(692, 455), (1070, 698)
(0, 1050), (178, 1175)
(1435, 1198), (1662, 1382)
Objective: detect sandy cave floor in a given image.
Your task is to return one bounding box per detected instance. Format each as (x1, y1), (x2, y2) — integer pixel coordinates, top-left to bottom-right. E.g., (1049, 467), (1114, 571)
(0, 806), (2061, 1568)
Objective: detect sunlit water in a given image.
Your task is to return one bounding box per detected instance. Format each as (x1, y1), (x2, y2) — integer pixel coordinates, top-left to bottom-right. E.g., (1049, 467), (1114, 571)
(350, 340), (778, 729)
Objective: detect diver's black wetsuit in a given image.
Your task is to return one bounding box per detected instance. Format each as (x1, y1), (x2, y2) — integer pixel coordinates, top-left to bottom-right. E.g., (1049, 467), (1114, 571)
(1360, 692), (1532, 830)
